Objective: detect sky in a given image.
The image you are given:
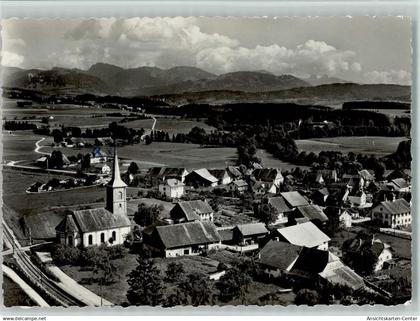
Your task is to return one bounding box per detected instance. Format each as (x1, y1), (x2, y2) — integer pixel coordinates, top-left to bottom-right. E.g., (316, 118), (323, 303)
(1, 17), (412, 85)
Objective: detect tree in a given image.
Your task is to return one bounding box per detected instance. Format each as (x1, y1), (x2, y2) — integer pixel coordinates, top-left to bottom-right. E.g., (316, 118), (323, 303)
(49, 150), (64, 168)
(126, 256), (163, 306)
(217, 266), (252, 302)
(165, 262), (185, 283)
(52, 129), (64, 143)
(127, 162), (139, 175)
(163, 288), (189, 307)
(81, 153), (91, 170)
(295, 288), (319, 306)
(134, 203), (163, 227)
(51, 244), (81, 265)
(237, 136), (260, 167)
(179, 273), (211, 306)
(257, 203), (278, 224)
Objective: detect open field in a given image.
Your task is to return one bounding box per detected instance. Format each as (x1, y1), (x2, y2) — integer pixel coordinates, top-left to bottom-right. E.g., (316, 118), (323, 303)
(296, 136), (407, 156)
(2, 132), (54, 162)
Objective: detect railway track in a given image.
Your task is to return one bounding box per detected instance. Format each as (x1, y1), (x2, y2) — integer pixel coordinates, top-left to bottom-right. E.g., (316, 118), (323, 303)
(3, 221), (86, 307)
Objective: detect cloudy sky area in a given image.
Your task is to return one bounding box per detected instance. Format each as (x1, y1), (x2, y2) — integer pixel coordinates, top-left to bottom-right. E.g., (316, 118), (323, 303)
(1, 17), (412, 85)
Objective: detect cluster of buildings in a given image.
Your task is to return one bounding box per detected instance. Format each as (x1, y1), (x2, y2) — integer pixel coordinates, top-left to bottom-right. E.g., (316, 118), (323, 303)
(54, 151), (411, 291)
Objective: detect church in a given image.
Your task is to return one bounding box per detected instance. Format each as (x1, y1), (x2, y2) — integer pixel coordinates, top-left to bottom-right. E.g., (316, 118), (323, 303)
(55, 151), (131, 247)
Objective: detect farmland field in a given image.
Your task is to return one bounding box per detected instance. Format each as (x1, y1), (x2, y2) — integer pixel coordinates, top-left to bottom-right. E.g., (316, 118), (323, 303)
(2, 276), (35, 307)
(296, 136), (407, 156)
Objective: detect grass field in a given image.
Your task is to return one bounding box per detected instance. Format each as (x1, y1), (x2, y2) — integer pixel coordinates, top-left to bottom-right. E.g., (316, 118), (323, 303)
(296, 136), (407, 156)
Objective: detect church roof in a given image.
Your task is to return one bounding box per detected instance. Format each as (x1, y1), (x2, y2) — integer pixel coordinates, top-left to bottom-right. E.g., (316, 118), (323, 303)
(72, 208), (131, 233)
(108, 150), (127, 188)
(56, 214), (79, 233)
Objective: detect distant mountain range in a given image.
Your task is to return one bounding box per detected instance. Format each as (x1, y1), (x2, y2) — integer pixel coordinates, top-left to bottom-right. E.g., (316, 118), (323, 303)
(1, 63), (411, 105)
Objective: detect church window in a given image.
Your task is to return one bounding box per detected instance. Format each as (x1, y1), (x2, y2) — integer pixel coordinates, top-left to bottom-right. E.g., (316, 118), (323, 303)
(88, 234), (93, 245)
(100, 233), (105, 243)
(67, 235), (73, 246)
(118, 191), (123, 200)
(112, 231), (117, 241)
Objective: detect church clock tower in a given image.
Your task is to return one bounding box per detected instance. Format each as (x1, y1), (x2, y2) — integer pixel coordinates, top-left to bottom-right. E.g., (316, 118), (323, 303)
(106, 149), (127, 216)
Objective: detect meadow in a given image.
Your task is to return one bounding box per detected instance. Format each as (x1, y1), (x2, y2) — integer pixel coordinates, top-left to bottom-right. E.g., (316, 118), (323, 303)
(295, 136), (407, 156)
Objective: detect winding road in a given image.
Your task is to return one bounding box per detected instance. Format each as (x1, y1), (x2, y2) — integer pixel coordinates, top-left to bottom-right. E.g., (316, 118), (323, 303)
(34, 137), (49, 155)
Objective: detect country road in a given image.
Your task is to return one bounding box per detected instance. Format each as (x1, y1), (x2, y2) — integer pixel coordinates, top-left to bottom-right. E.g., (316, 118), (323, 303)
(141, 115), (157, 139)
(34, 137), (49, 155)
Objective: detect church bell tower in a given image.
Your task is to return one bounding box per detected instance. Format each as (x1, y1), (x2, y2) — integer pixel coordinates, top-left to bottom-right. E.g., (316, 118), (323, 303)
(106, 149), (127, 216)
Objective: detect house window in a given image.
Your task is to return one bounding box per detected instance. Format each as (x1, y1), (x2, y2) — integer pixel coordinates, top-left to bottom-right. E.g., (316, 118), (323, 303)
(88, 234), (93, 245)
(184, 249), (189, 255)
(100, 233), (105, 243)
(112, 231), (117, 241)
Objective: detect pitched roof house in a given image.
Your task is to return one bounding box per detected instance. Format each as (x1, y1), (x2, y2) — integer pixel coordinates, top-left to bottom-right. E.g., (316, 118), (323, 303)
(291, 204), (328, 226)
(170, 200), (214, 223)
(208, 169), (232, 185)
(281, 191), (309, 208)
(184, 169), (218, 187)
(253, 168), (284, 187)
(274, 221), (330, 250)
(146, 221), (221, 257)
(371, 198), (411, 228)
(232, 223), (269, 246)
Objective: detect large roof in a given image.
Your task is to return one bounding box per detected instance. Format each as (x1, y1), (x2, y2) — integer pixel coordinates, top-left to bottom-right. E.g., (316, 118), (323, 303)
(148, 167), (187, 178)
(268, 196), (292, 213)
(175, 200), (214, 221)
(227, 166), (242, 178)
(107, 151), (127, 188)
(281, 191), (309, 207)
(165, 178), (185, 187)
(295, 205), (328, 222)
(253, 168), (282, 182)
(188, 169), (218, 183)
(277, 222), (330, 248)
(376, 198), (410, 215)
(156, 221), (221, 249)
(235, 222), (269, 236)
(258, 240), (302, 270)
(72, 208), (131, 233)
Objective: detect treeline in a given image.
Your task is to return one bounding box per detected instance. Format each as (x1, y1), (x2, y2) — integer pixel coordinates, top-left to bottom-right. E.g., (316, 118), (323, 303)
(4, 120), (37, 131)
(343, 101), (410, 110)
(39, 122), (145, 145)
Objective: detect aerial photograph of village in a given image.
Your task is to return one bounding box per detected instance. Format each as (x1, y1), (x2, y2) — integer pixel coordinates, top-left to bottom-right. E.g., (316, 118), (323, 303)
(1, 17), (412, 307)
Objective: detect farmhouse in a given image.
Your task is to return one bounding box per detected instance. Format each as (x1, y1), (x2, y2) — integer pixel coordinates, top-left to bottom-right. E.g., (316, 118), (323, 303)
(257, 240), (302, 278)
(55, 151), (131, 247)
(266, 196), (293, 223)
(252, 168), (284, 187)
(386, 178), (410, 192)
(226, 166), (242, 180)
(232, 223), (269, 246)
(343, 235), (393, 272)
(158, 178), (185, 199)
(208, 169), (232, 185)
(147, 167), (189, 185)
(274, 221), (330, 251)
(229, 179), (249, 193)
(169, 200), (214, 223)
(184, 169), (218, 187)
(290, 204), (328, 227)
(371, 198), (411, 228)
(145, 221), (221, 257)
(280, 191), (309, 208)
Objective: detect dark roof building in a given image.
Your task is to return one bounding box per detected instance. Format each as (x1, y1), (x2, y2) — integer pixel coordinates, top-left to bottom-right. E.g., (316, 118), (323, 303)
(281, 191), (309, 208)
(170, 200), (214, 223)
(258, 240), (302, 271)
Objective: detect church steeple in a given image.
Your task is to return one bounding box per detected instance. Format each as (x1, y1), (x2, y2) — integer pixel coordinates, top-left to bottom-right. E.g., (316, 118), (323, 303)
(108, 149), (127, 188)
(106, 148), (127, 216)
